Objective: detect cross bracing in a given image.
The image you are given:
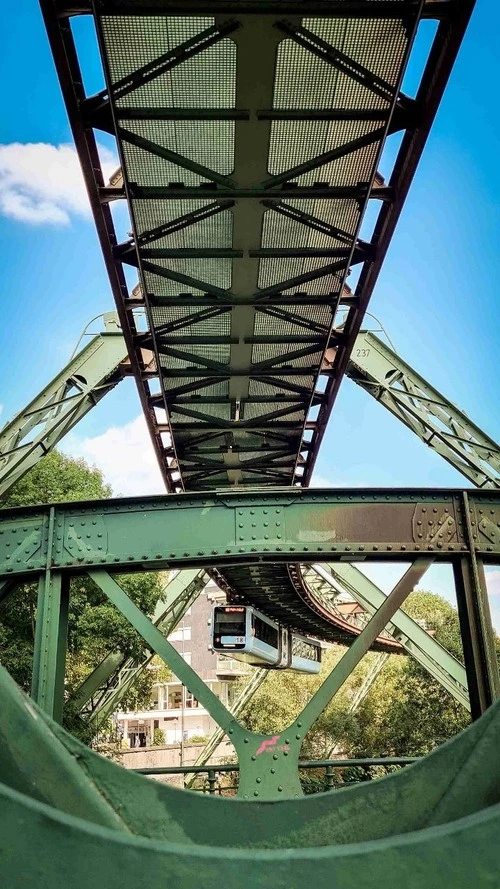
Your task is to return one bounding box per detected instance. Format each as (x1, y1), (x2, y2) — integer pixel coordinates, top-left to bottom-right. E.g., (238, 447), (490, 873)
(41, 0), (475, 493)
(5, 1), (500, 879)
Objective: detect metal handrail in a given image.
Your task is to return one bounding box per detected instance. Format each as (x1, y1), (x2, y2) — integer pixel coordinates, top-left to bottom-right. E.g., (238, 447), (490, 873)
(133, 757), (418, 794)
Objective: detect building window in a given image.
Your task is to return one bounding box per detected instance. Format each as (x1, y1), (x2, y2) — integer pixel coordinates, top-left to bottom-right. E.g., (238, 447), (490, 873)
(168, 626), (191, 643)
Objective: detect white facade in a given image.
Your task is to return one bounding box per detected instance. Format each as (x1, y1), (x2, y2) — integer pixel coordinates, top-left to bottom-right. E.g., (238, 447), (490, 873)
(114, 583), (247, 750)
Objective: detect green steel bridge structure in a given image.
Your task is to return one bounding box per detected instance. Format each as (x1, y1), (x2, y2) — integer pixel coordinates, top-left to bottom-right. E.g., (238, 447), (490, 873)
(2, 0), (500, 885)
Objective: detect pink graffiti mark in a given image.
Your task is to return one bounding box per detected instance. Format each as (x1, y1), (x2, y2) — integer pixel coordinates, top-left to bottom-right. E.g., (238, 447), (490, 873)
(255, 735), (280, 756)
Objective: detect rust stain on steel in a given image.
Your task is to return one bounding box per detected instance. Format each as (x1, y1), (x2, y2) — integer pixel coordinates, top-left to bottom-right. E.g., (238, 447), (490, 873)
(294, 504), (417, 544)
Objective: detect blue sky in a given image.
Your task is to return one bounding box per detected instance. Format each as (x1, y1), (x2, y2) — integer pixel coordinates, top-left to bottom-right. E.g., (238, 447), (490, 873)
(1, 2), (499, 618)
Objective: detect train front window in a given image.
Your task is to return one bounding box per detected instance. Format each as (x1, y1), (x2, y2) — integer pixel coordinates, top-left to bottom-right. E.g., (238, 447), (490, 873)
(214, 609), (246, 638)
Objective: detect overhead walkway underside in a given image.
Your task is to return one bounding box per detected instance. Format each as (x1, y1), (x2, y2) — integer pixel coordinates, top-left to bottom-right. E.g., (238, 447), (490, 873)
(43, 0), (474, 495)
(97, 7), (418, 491)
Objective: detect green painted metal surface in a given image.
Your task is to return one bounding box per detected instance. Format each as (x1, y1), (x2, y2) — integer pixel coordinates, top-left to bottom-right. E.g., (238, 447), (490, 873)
(1, 663), (500, 887)
(31, 569), (69, 722)
(70, 569), (207, 729)
(0, 0), (492, 878)
(347, 331), (500, 489)
(1, 489), (499, 581)
(0, 321), (127, 498)
(88, 566), (423, 799)
(306, 562), (470, 708)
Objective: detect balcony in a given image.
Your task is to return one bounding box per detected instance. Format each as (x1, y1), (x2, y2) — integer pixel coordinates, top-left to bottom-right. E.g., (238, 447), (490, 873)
(215, 656), (249, 677)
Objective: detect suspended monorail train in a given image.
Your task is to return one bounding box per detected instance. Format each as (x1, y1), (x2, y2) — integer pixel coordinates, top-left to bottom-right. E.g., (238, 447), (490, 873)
(211, 605), (322, 674)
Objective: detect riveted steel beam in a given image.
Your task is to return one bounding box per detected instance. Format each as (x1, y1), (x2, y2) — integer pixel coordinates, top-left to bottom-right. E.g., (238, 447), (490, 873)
(67, 1), (451, 18)
(0, 323), (128, 498)
(104, 185), (394, 202)
(1, 489), (499, 580)
(31, 568), (70, 723)
(347, 331), (500, 489)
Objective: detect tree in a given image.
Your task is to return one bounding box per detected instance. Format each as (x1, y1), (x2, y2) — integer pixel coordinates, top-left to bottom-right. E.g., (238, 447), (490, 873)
(3, 450), (112, 508)
(239, 647), (366, 758)
(239, 590), (476, 759)
(350, 591), (471, 757)
(0, 451), (165, 738)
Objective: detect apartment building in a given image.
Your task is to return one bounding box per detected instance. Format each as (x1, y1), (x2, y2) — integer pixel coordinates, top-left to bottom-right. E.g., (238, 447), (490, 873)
(114, 581), (247, 748)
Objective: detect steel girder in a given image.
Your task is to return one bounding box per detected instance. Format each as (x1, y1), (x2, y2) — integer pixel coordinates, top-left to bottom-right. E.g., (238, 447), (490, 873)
(3, 661), (500, 887)
(1, 487), (498, 716)
(68, 568), (207, 726)
(305, 562), (469, 709)
(211, 560), (404, 652)
(21, 560), (495, 797)
(1, 489), (499, 579)
(0, 323), (128, 498)
(83, 562), (440, 797)
(346, 331), (500, 489)
(39, 0), (475, 493)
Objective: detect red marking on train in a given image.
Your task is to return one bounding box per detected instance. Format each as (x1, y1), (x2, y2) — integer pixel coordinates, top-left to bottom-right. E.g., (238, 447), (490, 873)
(255, 735), (280, 756)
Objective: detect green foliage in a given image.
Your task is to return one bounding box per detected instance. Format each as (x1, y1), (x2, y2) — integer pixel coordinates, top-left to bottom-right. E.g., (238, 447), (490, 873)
(240, 590), (475, 758)
(153, 728), (166, 746)
(0, 450), (165, 740)
(187, 734), (208, 745)
(149, 655), (173, 685)
(344, 591), (470, 757)
(2, 450), (111, 508)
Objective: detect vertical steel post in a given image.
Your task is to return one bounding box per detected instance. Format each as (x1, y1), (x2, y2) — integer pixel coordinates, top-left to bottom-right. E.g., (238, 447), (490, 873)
(207, 769), (217, 795)
(325, 764), (335, 790)
(453, 492), (500, 719)
(31, 571), (70, 722)
(31, 507), (70, 722)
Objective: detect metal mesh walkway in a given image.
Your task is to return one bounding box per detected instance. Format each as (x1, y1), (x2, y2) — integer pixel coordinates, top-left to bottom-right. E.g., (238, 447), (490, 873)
(41, 0), (474, 493)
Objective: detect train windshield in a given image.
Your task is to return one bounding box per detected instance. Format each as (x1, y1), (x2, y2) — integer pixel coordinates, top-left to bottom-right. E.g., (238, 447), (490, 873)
(213, 607), (246, 638)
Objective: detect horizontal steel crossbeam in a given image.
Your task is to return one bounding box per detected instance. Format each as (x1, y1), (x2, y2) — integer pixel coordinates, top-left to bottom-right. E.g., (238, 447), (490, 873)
(0, 489), (498, 580)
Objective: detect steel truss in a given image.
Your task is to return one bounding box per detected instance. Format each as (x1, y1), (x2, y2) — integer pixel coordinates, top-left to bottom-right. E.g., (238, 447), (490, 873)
(347, 331), (500, 489)
(40, 0), (475, 493)
(2, 321), (498, 723)
(0, 319), (128, 497)
(68, 568), (207, 727)
(1, 487), (498, 722)
(304, 563), (469, 708)
(16, 524), (497, 799)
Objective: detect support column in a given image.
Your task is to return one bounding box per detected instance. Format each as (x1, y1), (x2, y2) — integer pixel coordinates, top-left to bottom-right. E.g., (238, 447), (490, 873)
(454, 556), (499, 719)
(453, 493), (500, 719)
(236, 560), (429, 799)
(31, 570), (70, 722)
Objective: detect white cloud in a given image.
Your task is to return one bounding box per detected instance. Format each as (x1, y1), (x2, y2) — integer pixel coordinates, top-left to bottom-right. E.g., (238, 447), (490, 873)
(62, 414), (165, 497)
(310, 473), (337, 488)
(486, 568), (500, 597)
(310, 471), (365, 488)
(0, 142), (116, 225)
